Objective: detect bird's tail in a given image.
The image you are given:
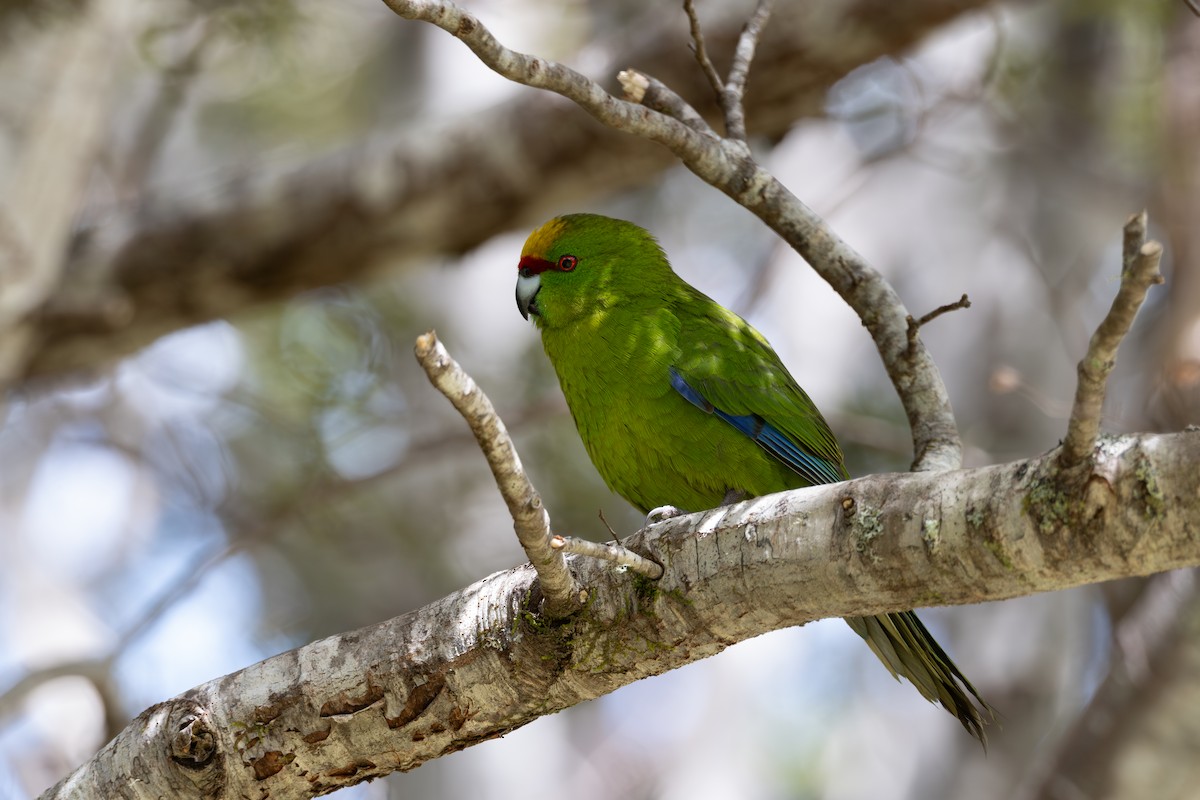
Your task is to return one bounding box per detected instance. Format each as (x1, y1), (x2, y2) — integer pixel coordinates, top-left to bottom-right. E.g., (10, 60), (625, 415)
(845, 611), (994, 746)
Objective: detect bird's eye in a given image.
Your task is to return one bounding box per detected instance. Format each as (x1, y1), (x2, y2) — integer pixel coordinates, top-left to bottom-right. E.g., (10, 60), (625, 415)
(557, 255), (578, 272)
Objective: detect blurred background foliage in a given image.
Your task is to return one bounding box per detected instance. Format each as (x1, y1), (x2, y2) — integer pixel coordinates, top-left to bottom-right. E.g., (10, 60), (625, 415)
(1, 0), (1199, 798)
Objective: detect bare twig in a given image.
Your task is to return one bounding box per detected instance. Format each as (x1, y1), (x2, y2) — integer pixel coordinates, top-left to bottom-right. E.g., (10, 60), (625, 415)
(414, 331), (580, 616)
(618, 69), (715, 137)
(1059, 212), (1164, 470)
(917, 293), (972, 327)
(382, 0), (963, 474)
(722, 0), (774, 141)
(681, 0), (773, 142)
(906, 293), (971, 347)
(1122, 208), (1149, 272)
(551, 535), (664, 580)
(597, 508), (620, 544)
(682, 0), (725, 102)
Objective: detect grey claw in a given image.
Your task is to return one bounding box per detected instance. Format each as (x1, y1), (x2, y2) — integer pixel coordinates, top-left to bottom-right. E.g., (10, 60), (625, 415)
(645, 505), (687, 524)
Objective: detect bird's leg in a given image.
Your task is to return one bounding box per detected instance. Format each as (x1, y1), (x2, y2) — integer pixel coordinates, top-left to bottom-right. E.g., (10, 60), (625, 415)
(647, 489), (744, 525)
(645, 505), (688, 524)
(721, 488), (748, 506)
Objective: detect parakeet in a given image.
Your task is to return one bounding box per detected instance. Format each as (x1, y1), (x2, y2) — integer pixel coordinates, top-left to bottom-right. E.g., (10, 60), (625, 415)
(515, 213), (992, 743)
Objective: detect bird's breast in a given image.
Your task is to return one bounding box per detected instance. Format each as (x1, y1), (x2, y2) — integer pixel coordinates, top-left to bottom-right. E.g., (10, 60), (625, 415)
(540, 315), (787, 513)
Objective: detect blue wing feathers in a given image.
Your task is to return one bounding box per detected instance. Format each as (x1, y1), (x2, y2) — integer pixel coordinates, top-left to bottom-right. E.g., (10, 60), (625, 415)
(669, 368), (845, 486)
(669, 368), (713, 412)
(753, 420), (846, 485)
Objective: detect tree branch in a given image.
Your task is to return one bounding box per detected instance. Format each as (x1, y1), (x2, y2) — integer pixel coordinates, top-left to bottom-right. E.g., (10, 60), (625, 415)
(550, 535), (664, 580)
(414, 332), (580, 617)
(681, 0), (725, 104)
(722, 0), (774, 142)
(1059, 213), (1164, 470)
(40, 429), (1200, 799)
(9, 0), (995, 387)
(381, 0), (964, 473)
(907, 293), (971, 348)
(617, 69), (714, 137)
(680, 0), (774, 142)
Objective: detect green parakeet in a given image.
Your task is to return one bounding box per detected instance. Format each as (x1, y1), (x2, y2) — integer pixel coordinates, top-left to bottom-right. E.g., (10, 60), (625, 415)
(515, 213), (991, 743)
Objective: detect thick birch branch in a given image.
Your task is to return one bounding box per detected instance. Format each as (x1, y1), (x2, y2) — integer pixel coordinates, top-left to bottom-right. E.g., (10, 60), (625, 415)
(8, 0), (995, 385)
(41, 430), (1200, 799)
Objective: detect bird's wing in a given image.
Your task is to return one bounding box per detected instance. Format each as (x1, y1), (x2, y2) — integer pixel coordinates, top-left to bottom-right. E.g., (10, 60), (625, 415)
(670, 299), (848, 487)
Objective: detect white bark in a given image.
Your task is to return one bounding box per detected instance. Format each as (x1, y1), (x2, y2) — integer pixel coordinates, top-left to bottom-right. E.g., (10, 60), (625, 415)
(41, 430), (1200, 799)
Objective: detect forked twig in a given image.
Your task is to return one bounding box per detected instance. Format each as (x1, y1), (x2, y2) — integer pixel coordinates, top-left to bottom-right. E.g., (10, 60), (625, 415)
(681, 0), (774, 142)
(682, 0), (725, 100)
(906, 293), (971, 348)
(1058, 212), (1164, 470)
(414, 332), (581, 616)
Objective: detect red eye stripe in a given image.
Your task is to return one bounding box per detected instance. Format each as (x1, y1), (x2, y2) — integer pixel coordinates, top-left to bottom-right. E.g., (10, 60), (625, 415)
(518, 255), (554, 276)
(518, 254), (578, 275)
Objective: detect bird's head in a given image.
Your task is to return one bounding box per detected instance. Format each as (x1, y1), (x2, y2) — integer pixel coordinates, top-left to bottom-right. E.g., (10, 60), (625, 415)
(516, 213), (671, 329)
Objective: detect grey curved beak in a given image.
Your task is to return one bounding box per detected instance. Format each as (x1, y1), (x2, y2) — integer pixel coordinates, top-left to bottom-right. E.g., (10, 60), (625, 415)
(516, 272), (541, 320)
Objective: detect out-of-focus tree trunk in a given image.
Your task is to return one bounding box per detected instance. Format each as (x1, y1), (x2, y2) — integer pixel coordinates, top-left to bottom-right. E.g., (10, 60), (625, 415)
(0, 0), (135, 379)
(2, 0), (997, 387)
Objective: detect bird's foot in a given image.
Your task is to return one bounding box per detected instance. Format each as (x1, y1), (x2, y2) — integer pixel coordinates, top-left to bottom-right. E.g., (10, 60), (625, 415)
(645, 505), (687, 525)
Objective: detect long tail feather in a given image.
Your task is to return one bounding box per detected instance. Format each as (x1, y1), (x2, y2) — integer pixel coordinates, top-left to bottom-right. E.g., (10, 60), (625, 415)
(845, 611), (995, 746)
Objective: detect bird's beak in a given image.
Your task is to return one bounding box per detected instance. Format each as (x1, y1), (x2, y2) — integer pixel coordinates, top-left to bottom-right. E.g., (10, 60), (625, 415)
(516, 271), (541, 320)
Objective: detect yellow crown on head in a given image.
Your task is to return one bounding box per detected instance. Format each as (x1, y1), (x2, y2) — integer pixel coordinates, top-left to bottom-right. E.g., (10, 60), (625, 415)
(520, 216), (570, 258)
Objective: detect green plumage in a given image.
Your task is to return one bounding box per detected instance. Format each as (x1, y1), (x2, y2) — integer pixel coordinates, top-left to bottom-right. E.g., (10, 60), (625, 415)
(516, 213), (992, 743)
